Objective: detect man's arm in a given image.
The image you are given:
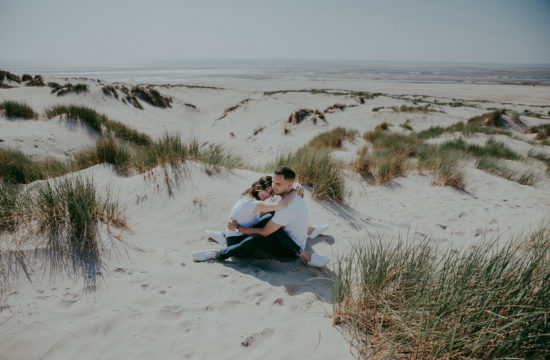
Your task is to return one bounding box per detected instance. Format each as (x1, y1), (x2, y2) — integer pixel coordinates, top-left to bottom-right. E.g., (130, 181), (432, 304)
(252, 189), (297, 213)
(227, 219), (282, 237)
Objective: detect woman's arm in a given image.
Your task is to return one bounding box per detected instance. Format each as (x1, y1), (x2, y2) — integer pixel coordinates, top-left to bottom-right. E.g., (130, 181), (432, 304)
(252, 189), (298, 213)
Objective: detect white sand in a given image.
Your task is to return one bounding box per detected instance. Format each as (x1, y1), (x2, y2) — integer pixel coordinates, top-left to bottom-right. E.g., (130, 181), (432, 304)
(1, 78), (550, 359)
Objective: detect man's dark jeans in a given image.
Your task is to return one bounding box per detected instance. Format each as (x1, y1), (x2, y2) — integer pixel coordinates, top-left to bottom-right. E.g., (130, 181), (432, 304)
(220, 213), (300, 260)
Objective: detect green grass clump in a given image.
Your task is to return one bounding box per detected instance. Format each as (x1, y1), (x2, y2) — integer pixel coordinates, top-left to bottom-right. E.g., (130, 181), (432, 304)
(332, 227), (550, 359)
(364, 129), (422, 156)
(266, 147), (345, 201)
(102, 85), (119, 99)
(45, 105), (152, 146)
(131, 86), (172, 108)
(468, 109), (506, 127)
(131, 134), (242, 174)
(529, 150), (550, 174)
(476, 156), (536, 185)
(439, 137), (521, 160)
(31, 176), (125, 284)
(527, 124), (550, 140)
(51, 82), (88, 96)
(0, 100), (38, 119)
(417, 145), (465, 188)
(0, 183), (21, 232)
(371, 149), (409, 184)
(417, 121), (511, 139)
(0, 147), (44, 184)
(0, 147), (73, 185)
(392, 104), (432, 113)
(468, 138), (521, 160)
(308, 127), (358, 150)
(73, 137), (132, 170)
(0, 177), (127, 287)
(353, 147), (410, 185)
(0, 70), (21, 83)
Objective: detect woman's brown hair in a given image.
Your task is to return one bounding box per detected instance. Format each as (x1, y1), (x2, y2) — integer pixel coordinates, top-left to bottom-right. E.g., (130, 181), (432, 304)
(242, 175), (272, 200)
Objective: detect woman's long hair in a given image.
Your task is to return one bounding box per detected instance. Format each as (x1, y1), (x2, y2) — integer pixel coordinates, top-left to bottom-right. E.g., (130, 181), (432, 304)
(242, 175), (272, 200)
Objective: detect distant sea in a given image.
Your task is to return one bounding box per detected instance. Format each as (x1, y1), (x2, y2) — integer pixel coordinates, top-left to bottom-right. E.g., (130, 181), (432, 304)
(2, 59), (550, 85)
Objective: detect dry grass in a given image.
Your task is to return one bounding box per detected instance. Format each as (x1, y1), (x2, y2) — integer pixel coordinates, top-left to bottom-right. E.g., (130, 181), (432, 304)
(0, 101), (38, 119)
(332, 227), (550, 359)
(265, 147), (346, 201)
(308, 127), (358, 150)
(0, 177), (127, 291)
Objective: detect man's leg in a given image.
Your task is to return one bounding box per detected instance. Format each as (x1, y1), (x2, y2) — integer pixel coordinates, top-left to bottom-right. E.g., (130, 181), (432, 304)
(219, 234), (267, 259)
(263, 228), (301, 258)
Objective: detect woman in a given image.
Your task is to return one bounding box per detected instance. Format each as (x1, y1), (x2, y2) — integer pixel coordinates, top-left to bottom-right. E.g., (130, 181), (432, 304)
(203, 175), (329, 266)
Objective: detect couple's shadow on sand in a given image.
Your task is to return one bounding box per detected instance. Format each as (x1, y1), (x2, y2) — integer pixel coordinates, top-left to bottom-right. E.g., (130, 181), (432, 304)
(217, 235), (337, 305)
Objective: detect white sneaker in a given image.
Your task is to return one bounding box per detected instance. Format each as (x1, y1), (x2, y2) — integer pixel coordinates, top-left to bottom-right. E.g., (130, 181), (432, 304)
(192, 249), (220, 262)
(308, 224), (329, 239)
(307, 253), (331, 267)
(206, 230), (226, 245)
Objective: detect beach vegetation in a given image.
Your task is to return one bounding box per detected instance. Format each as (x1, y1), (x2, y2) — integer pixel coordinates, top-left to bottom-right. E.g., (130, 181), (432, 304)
(332, 227), (550, 359)
(528, 150), (550, 174)
(131, 86), (172, 108)
(476, 156), (536, 185)
(0, 100), (38, 119)
(399, 119), (413, 131)
(0, 176), (127, 287)
(266, 147), (345, 201)
(51, 82), (89, 96)
(44, 105), (152, 146)
(102, 85), (119, 99)
(0, 70), (21, 83)
(467, 109), (506, 127)
(392, 104), (433, 113)
(526, 124), (550, 140)
(307, 127), (358, 150)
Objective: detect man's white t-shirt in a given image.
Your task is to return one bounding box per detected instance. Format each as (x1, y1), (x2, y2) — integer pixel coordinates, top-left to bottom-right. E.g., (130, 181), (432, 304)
(225, 197), (260, 237)
(271, 195), (309, 251)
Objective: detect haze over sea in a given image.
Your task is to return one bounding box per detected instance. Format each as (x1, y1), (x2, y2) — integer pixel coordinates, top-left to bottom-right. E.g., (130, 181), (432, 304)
(2, 59), (550, 85)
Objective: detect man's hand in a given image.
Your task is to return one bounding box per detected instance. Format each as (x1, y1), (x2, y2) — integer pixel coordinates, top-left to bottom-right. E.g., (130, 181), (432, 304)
(227, 218), (238, 231)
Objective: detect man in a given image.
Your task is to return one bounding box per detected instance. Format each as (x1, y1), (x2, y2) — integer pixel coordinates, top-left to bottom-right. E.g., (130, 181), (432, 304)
(192, 166), (330, 267)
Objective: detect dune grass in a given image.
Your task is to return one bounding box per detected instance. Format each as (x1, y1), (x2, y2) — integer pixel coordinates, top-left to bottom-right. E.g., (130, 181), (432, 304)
(0, 100), (38, 119)
(527, 124), (550, 140)
(417, 121), (511, 140)
(307, 127), (358, 150)
(0, 70), (22, 83)
(441, 137), (521, 160)
(0, 176), (127, 288)
(51, 83), (89, 96)
(45, 105), (153, 146)
(357, 129), (522, 187)
(0, 147), (46, 184)
(468, 109), (506, 127)
(265, 147), (345, 201)
(529, 150), (550, 174)
(418, 146), (465, 188)
(332, 226), (550, 359)
(476, 156), (536, 185)
(131, 86), (172, 108)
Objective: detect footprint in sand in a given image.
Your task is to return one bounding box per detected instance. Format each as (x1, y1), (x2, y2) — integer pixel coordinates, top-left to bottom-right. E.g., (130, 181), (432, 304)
(241, 328), (275, 347)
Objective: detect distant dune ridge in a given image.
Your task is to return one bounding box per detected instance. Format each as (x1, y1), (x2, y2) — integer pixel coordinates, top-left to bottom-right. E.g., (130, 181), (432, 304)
(1, 69), (550, 359)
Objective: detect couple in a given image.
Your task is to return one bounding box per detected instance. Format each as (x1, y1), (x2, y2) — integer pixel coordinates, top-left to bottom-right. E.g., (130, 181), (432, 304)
(192, 166), (331, 267)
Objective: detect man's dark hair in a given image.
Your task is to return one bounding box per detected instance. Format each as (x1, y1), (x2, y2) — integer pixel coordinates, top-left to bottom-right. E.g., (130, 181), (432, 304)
(274, 166), (296, 180)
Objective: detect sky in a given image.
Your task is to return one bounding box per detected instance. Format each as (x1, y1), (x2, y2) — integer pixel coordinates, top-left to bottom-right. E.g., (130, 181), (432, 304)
(1, 0), (549, 65)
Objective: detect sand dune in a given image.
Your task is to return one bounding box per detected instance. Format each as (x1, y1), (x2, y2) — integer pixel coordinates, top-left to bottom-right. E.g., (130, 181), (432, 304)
(1, 76), (549, 359)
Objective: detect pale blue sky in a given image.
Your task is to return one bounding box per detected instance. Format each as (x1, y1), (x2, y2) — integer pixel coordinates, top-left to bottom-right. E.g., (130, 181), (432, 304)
(1, 0), (549, 65)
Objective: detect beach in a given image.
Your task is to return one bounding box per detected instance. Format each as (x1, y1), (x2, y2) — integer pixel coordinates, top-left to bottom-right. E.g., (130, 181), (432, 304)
(1, 70), (550, 359)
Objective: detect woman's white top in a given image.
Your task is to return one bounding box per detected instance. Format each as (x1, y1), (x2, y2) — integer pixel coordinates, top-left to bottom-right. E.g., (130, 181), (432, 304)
(224, 197), (261, 237)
